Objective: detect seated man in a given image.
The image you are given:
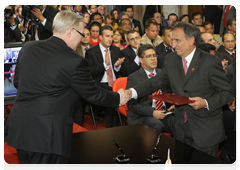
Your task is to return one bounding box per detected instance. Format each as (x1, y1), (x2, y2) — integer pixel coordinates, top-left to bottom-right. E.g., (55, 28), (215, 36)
(126, 44), (174, 134)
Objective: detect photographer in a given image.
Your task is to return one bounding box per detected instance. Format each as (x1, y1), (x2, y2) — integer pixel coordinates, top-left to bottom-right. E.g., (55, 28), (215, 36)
(24, 5), (59, 41)
(4, 5), (22, 43)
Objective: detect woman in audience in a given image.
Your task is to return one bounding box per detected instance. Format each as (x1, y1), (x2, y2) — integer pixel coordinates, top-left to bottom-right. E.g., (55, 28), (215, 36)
(89, 21), (101, 45)
(112, 27), (128, 50)
(102, 12), (118, 29)
(112, 9), (119, 24)
(180, 14), (190, 23)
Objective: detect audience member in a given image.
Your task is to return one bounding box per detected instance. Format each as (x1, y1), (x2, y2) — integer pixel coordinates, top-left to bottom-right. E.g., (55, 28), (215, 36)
(203, 21), (222, 48)
(218, 32), (236, 65)
(89, 21), (101, 45)
(141, 20), (163, 47)
(120, 30), (141, 76)
(201, 32), (228, 69)
(76, 27), (94, 57)
(227, 18), (236, 36)
(167, 13), (178, 27)
(82, 12), (90, 27)
(126, 44), (175, 133)
(112, 9), (119, 24)
(91, 12), (103, 25)
(98, 5), (105, 20)
(197, 25), (206, 33)
(191, 12), (203, 26)
(102, 12), (118, 29)
(73, 5), (83, 15)
(180, 14), (190, 23)
(120, 18), (132, 40)
(162, 5), (179, 27)
(219, 5), (236, 36)
(152, 12), (165, 36)
(85, 25), (125, 128)
(89, 5), (98, 15)
(125, 6), (143, 36)
(155, 27), (173, 54)
(125, 22), (233, 157)
(112, 27), (128, 50)
(118, 11), (130, 25)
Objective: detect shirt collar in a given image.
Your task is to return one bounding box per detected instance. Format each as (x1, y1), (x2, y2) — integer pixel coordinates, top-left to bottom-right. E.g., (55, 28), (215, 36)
(99, 42), (110, 53)
(225, 49), (235, 55)
(143, 68), (157, 78)
(182, 47), (196, 66)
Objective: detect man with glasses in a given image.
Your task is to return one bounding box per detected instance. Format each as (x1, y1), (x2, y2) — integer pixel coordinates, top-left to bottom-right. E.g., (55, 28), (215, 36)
(120, 30), (142, 76)
(167, 13), (178, 27)
(4, 11), (128, 164)
(126, 44), (175, 133)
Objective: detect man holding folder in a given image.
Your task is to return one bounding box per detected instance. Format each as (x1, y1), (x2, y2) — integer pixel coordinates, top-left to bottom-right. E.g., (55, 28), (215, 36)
(125, 22), (233, 157)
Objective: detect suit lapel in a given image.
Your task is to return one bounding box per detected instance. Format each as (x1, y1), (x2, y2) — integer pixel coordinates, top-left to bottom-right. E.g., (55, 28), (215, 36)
(96, 44), (104, 63)
(138, 68), (148, 82)
(182, 48), (200, 86)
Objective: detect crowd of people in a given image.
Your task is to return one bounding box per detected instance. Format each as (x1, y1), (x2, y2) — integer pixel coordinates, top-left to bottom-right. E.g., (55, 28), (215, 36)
(4, 5), (236, 164)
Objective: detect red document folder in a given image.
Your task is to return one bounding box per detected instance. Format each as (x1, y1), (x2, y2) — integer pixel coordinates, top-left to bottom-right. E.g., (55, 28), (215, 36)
(149, 93), (195, 105)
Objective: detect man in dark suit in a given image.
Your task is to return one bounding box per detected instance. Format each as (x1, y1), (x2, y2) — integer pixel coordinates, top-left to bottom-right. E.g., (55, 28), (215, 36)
(152, 12), (165, 36)
(155, 27), (173, 69)
(120, 30), (141, 77)
(4, 11), (127, 164)
(126, 44), (175, 134)
(29, 5), (59, 40)
(219, 5), (236, 36)
(125, 22), (233, 157)
(85, 25), (125, 128)
(125, 6), (143, 36)
(218, 32), (236, 65)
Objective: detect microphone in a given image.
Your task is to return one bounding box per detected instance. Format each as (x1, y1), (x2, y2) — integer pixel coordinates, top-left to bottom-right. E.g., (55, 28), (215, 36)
(113, 140), (130, 163)
(147, 133), (162, 163)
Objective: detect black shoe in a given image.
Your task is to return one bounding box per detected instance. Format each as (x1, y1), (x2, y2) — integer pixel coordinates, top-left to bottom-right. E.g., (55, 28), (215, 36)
(219, 151), (236, 163)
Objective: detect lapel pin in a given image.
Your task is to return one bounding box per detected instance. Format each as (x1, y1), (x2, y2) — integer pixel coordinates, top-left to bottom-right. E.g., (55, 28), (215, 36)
(192, 68), (195, 71)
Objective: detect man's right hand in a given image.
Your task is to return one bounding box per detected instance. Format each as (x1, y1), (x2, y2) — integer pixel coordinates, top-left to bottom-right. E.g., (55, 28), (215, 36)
(124, 89), (132, 99)
(153, 110), (166, 120)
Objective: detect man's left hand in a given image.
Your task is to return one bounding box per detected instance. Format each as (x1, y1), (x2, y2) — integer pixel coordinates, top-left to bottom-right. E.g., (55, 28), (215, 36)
(188, 97), (207, 110)
(114, 57), (125, 67)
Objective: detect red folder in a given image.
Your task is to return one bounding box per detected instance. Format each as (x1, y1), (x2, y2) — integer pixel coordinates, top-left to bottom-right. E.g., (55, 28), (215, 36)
(149, 93), (195, 105)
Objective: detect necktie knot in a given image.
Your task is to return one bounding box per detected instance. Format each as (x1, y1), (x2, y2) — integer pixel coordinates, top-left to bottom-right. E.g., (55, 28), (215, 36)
(149, 73), (155, 78)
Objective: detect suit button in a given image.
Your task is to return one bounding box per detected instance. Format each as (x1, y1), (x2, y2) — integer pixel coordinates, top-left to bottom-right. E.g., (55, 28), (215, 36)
(183, 90), (187, 93)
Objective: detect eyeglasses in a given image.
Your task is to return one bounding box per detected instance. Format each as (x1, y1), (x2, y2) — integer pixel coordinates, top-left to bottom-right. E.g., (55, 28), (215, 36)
(129, 36), (140, 41)
(72, 28), (85, 37)
(143, 54), (157, 58)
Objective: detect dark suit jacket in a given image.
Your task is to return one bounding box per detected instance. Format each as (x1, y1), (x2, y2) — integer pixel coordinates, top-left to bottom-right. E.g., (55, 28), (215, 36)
(133, 48), (233, 148)
(219, 6), (236, 36)
(217, 46), (235, 65)
(38, 5), (59, 40)
(4, 36), (120, 157)
(132, 19), (143, 36)
(158, 25), (165, 36)
(119, 45), (141, 77)
(155, 43), (173, 69)
(126, 68), (170, 125)
(85, 44), (124, 84)
(4, 18), (22, 43)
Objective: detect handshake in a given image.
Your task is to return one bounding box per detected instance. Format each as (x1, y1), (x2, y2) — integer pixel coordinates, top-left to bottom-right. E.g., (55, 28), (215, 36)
(117, 89), (133, 106)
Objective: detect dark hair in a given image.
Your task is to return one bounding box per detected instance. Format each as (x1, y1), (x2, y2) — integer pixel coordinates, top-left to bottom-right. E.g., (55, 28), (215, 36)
(203, 21), (213, 27)
(168, 13), (178, 20)
(227, 18), (236, 27)
(90, 12), (102, 21)
(113, 27), (127, 45)
(125, 5), (133, 11)
(171, 22), (201, 46)
(100, 25), (113, 36)
(179, 14), (190, 22)
(191, 12), (202, 20)
(145, 20), (158, 29)
(138, 44), (155, 58)
(126, 30), (140, 40)
(119, 18), (131, 27)
(162, 27), (171, 36)
(89, 21), (101, 31)
(198, 42), (216, 53)
(222, 32), (236, 42)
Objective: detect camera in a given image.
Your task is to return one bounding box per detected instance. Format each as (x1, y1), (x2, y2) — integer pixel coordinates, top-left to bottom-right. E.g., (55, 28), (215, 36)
(4, 8), (14, 18)
(24, 5), (43, 11)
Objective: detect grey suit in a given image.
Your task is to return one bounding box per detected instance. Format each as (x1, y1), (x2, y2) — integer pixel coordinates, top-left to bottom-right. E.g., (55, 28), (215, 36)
(219, 6), (236, 36)
(126, 68), (174, 133)
(132, 48), (233, 153)
(76, 44), (95, 57)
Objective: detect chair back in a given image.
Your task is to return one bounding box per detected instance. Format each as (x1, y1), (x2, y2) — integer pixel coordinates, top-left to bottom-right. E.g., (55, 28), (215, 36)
(112, 77), (128, 116)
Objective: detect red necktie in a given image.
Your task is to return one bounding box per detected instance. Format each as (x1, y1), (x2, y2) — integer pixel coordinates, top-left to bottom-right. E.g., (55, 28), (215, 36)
(105, 49), (113, 87)
(149, 73), (164, 110)
(224, 5), (231, 28)
(232, 53), (236, 60)
(183, 58), (188, 123)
